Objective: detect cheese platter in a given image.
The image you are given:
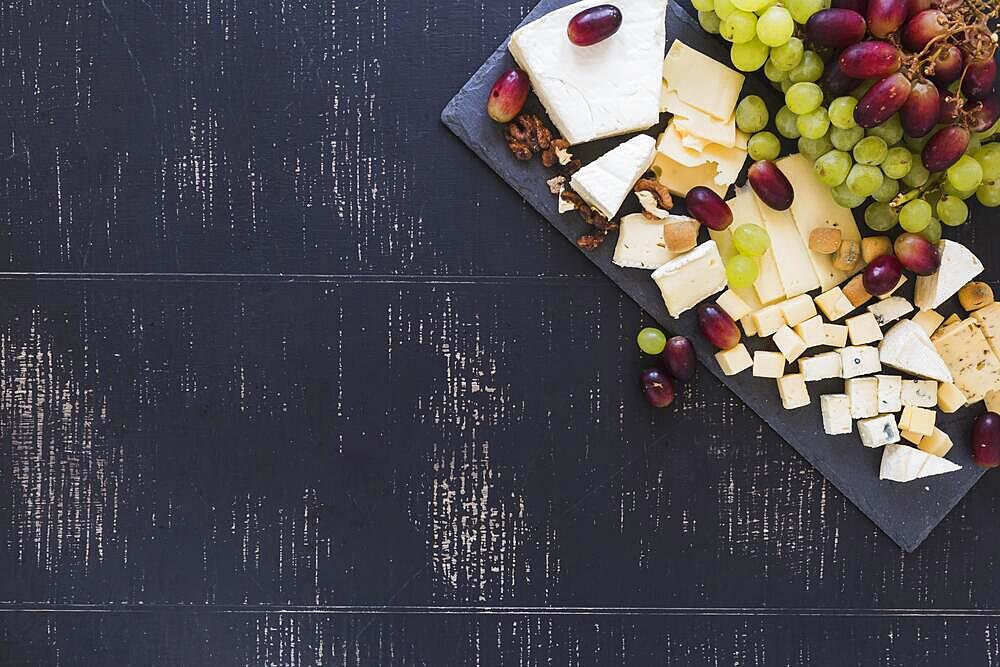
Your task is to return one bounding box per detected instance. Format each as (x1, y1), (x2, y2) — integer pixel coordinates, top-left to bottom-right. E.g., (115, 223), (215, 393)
(442, 0), (1000, 550)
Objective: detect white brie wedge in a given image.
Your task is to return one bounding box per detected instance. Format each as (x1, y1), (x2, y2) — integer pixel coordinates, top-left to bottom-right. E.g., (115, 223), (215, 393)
(571, 134), (656, 219)
(879, 444), (961, 483)
(879, 320), (953, 383)
(914, 240), (984, 311)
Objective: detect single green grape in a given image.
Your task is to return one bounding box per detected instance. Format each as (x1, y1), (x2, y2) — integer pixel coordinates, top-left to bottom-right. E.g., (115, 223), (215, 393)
(828, 97), (858, 130)
(736, 95), (769, 133)
(748, 131), (781, 161)
(764, 58), (787, 83)
(947, 155), (985, 192)
(732, 223), (771, 257)
(775, 106), (801, 139)
(692, 0), (715, 11)
(756, 6), (794, 46)
(732, 0), (769, 9)
(722, 10), (758, 43)
(920, 217), (942, 243)
(881, 147), (913, 179)
(714, 0), (737, 19)
(867, 115), (904, 145)
(975, 144), (1000, 180)
(788, 51), (823, 83)
(830, 125), (864, 151)
(726, 255), (760, 289)
(814, 150), (852, 187)
(769, 37), (804, 71)
(786, 0), (824, 24)
(796, 107), (830, 140)
(699, 10), (723, 34)
(798, 134), (833, 161)
(780, 78), (794, 93)
(937, 194), (969, 226)
(853, 136), (889, 166)
(941, 180), (977, 200)
(846, 163), (884, 197)
(731, 38), (770, 72)
(872, 177), (899, 203)
(864, 202), (898, 232)
(637, 327), (668, 355)
(902, 159), (930, 188)
(832, 183), (866, 208)
(899, 199), (932, 233)
(977, 178), (1000, 207)
(785, 82), (823, 115)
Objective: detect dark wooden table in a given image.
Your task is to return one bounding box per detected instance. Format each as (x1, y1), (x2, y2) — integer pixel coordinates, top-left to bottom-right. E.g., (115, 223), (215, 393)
(0, 1), (998, 665)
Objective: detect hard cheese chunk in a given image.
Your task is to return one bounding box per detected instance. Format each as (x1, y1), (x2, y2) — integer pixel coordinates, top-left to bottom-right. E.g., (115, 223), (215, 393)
(937, 382), (967, 413)
(751, 302), (787, 337)
(716, 344), (753, 376)
(753, 351), (786, 378)
(858, 414), (901, 448)
(777, 374), (810, 409)
(508, 0), (667, 145)
(795, 315), (826, 348)
(799, 352), (842, 381)
(651, 240), (727, 318)
(912, 309), (945, 337)
(846, 377), (878, 419)
(919, 428), (954, 457)
(820, 394), (852, 435)
(753, 194), (820, 298)
(774, 325), (807, 362)
(823, 323), (849, 348)
(815, 287), (855, 321)
(662, 40), (744, 120)
(879, 444), (960, 482)
(570, 134), (656, 219)
(717, 289), (755, 321)
(876, 374), (902, 413)
(781, 295), (817, 327)
(868, 296), (913, 327)
(932, 318), (1000, 404)
(846, 312), (884, 346)
(972, 302), (1000, 358)
(879, 320), (953, 383)
(899, 405), (936, 436)
(613, 214), (673, 269)
(840, 346), (881, 379)
(914, 240), (984, 310)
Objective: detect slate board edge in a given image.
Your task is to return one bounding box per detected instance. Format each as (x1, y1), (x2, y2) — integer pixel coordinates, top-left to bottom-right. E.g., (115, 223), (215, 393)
(440, 1), (986, 552)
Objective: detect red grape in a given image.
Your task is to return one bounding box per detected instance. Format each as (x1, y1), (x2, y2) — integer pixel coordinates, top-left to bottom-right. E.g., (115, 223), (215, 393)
(567, 4), (623, 46)
(922, 125), (970, 172)
(854, 73), (912, 128)
(893, 233), (941, 275)
(697, 303), (740, 351)
(863, 255), (904, 296)
(968, 96), (1000, 133)
(823, 59), (862, 96)
(641, 368), (675, 408)
(907, 0), (932, 12)
(663, 336), (697, 382)
(747, 160), (794, 211)
(939, 90), (962, 123)
(686, 186), (733, 231)
(839, 41), (902, 79)
(805, 9), (867, 50)
(866, 0), (908, 38)
(963, 59), (997, 101)
(487, 69), (531, 123)
(833, 0), (869, 14)
(928, 45), (963, 85)
(900, 79), (941, 138)
(902, 10), (948, 52)
(972, 412), (1000, 468)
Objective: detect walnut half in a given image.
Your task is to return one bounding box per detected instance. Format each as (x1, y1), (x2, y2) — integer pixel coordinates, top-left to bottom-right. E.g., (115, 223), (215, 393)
(505, 113), (552, 161)
(634, 178), (673, 219)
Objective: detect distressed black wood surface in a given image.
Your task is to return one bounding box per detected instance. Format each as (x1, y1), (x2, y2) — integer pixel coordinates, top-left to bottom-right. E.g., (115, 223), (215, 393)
(1, 1), (1000, 665)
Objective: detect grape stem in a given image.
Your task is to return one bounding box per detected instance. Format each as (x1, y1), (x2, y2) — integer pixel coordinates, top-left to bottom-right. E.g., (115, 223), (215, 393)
(891, 175), (945, 211)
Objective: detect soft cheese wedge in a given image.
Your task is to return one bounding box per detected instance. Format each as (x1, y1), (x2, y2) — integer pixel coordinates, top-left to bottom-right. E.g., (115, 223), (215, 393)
(509, 0), (668, 145)
(879, 320), (953, 383)
(570, 134), (656, 219)
(651, 240), (727, 318)
(879, 444), (961, 483)
(914, 240), (984, 310)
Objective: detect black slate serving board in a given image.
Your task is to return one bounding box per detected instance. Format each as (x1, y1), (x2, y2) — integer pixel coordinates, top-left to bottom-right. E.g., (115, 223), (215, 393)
(442, 0), (992, 551)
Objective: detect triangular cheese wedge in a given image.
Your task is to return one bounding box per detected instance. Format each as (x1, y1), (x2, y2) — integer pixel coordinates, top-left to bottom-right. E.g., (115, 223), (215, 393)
(914, 240), (984, 310)
(880, 444), (961, 482)
(918, 452), (962, 478)
(570, 134), (656, 219)
(879, 320), (953, 382)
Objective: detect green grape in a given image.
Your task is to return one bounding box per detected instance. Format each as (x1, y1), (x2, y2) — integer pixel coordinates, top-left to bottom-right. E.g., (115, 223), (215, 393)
(881, 147), (913, 179)
(937, 194), (969, 226)
(946, 155), (985, 192)
(902, 159), (930, 188)
(976, 118), (1000, 141)
(967, 136), (982, 156)
(828, 97), (858, 129)
(692, 0), (715, 10)
(786, 0), (824, 24)
(797, 107), (830, 139)
(722, 10), (758, 43)
(941, 180), (977, 200)
(780, 79), (794, 93)
(814, 150), (852, 187)
(846, 163), (884, 197)
(977, 179), (1000, 207)
(872, 177), (899, 203)
(830, 125), (864, 151)
(974, 144), (1000, 180)
(775, 105), (801, 139)
(699, 10), (723, 33)
(732, 223), (771, 257)
(637, 327), (668, 355)
(789, 51), (823, 83)
(867, 115), (904, 145)
(798, 134), (833, 160)
(904, 133), (931, 153)
(732, 0), (770, 9)
(726, 255), (760, 289)
(832, 183), (866, 208)
(764, 58), (787, 83)
(731, 38), (770, 72)
(899, 199), (932, 232)
(769, 37), (804, 71)
(748, 131), (781, 160)
(715, 0), (737, 19)
(785, 82), (823, 114)
(756, 6), (794, 46)
(736, 95), (769, 133)
(864, 202), (898, 232)
(919, 217), (942, 243)
(853, 136), (888, 166)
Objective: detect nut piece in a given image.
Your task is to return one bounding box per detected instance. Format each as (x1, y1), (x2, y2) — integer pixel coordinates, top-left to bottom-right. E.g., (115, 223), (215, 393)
(808, 228), (842, 254)
(546, 176), (566, 195)
(861, 236), (893, 264)
(842, 273), (873, 308)
(959, 281), (995, 312)
(663, 218), (700, 253)
(634, 178), (673, 214)
(505, 113), (552, 161)
(833, 239), (861, 272)
(636, 191), (670, 219)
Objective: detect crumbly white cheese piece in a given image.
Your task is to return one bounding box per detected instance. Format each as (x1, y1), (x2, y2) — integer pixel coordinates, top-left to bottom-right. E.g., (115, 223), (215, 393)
(879, 444), (960, 482)
(651, 241), (727, 318)
(876, 374), (902, 413)
(820, 394), (852, 435)
(868, 296), (913, 327)
(914, 240), (984, 311)
(840, 346), (881, 379)
(799, 352), (842, 381)
(570, 134), (656, 219)
(846, 377), (878, 419)
(901, 379), (938, 408)
(879, 320), (953, 383)
(858, 414), (901, 448)
(508, 0), (668, 145)
(613, 213), (672, 270)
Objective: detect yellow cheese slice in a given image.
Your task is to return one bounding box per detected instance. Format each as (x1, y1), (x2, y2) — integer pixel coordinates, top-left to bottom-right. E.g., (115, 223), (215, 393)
(651, 152), (727, 197)
(702, 142), (749, 186)
(675, 114), (738, 149)
(725, 190), (785, 306)
(662, 41), (745, 120)
(753, 194), (821, 298)
(657, 124), (708, 168)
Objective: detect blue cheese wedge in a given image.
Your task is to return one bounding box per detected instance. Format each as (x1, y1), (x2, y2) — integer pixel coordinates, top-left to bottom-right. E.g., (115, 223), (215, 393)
(858, 414), (901, 448)
(570, 134), (656, 219)
(867, 296), (913, 327)
(879, 320), (953, 383)
(508, 0), (668, 145)
(914, 240), (984, 311)
(651, 240), (727, 318)
(879, 444), (961, 482)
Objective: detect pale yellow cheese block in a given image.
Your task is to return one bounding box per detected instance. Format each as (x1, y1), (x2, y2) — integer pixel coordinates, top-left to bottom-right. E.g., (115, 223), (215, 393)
(752, 193), (820, 298)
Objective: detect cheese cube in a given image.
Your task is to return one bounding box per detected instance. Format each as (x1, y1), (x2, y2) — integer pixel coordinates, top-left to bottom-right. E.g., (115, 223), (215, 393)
(612, 214), (673, 270)
(741, 315), (758, 337)
(880, 444), (961, 482)
(777, 374), (810, 410)
(878, 275), (907, 299)
(842, 274), (873, 309)
(932, 319), (1000, 403)
(939, 314), (962, 331)
(846, 312), (884, 345)
(571, 135), (657, 219)
(773, 325), (807, 362)
(858, 414), (901, 448)
(840, 346), (881, 379)
(868, 296), (913, 327)
(815, 287), (855, 321)
(799, 352), (843, 381)
(753, 351), (786, 378)
(846, 377), (879, 418)
(751, 303), (787, 337)
(899, 405), (936, 436)
(919, 428), (954, 457)
(716, 344), (753, 376)
(937, 382), (967, 414)
(876, 374), (902, 413)
(820, 394), (852, 435)
(901, 380), (938, 407)
(986, 389), (1000, 414)
(717, 289), (754, 322)
(794, 315), (826, 348)
(652, 241), (728, 318)
(912, 310), (945, 337)
(914, 240), (984, 311)
(823, 323), (849, 348)
(901, 429), (924, 444)
(781, 294), (818, 327)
